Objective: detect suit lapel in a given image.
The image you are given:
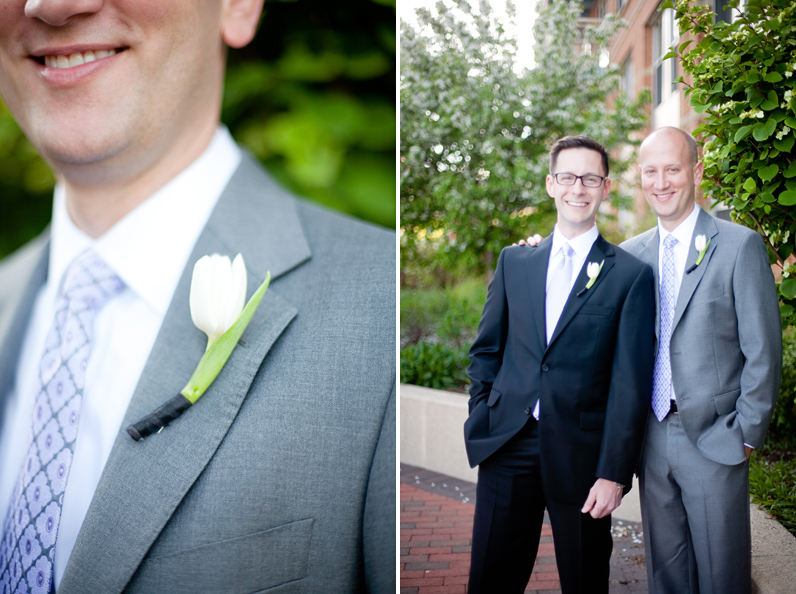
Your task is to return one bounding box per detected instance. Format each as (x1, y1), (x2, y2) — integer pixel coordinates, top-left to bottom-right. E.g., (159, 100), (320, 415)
(672, 208), (718, 331)
(637, 229), (661, 339)
(547, 235), (615, 350)
(525, 236), (553, 352)
(0, 235), (49, 431)
(60, 155), (311, 594)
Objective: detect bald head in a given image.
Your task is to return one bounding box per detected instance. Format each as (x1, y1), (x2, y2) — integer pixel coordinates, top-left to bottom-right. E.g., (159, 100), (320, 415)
(641, 127), (699, 167)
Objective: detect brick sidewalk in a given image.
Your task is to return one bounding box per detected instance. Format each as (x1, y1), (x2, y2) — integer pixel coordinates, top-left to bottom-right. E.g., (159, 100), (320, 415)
(400, 483), (561, 593)
(400, 464), (648, 594)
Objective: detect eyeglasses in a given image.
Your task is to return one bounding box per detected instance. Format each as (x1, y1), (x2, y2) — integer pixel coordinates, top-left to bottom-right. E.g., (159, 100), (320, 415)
(553, 173), (606, 188)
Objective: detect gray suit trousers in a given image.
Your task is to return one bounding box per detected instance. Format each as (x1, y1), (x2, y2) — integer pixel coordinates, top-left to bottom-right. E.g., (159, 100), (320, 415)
(639, 411), (751, 594)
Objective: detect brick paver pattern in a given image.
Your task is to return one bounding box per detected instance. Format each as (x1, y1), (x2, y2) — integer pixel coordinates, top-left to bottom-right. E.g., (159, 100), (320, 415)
(401, 483), (561, 594)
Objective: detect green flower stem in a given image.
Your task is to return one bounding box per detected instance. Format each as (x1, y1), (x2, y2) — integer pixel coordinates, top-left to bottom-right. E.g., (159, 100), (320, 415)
(695, 238), (711, 266)
(584, 260), (605, 290)
(181, 272), (271, 404)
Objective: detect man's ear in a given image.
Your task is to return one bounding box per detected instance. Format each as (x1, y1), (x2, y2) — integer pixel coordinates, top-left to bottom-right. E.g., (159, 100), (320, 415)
(221, 0), (265, 49)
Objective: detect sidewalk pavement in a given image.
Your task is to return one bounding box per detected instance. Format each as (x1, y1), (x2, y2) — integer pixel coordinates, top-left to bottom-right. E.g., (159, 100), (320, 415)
(400, 463), (796, 594)
(400, 464), (646, 594)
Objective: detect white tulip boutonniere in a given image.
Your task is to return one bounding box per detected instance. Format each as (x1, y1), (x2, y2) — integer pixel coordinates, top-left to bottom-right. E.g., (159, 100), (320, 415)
(686, 234), (710, 274)
(127, 254), (271, 441)
(576, 260), (605, 296)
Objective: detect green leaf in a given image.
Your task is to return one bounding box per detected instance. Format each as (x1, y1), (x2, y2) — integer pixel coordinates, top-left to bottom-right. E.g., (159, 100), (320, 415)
(780, 304), (795, 317)
(764, 72), (783, 83)
(780, 278), (796, 300)
(662, 51), (678, 61)
(181, 272), (271, 403)
(660, 0), (675, 9)
(759, 163), (779, 182)
(778, 190), (796, 206)
(774, 135), (795, 153)
(744, 177), (757, 192)
(786, 117), (796, 129)
(735, 124), (755, 142)
(753, 117), (777, 141)
(746, 70), (760, 84)
(785, 162), (796, 178)
(679, 39), (694, 53)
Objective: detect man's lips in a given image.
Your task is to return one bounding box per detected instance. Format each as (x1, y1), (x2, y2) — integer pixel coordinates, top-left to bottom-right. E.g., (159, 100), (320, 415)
(565, 200), (589, 208)
(654, 192), (674, 201)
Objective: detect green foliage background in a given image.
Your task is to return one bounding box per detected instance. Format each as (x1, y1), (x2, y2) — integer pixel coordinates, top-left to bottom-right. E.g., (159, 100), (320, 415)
(401, 0), (649, 284)
(0, 0), (396, 260)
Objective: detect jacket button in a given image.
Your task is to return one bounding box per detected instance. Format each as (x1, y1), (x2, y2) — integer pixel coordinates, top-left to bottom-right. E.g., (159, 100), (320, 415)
(524, 407), (531, 415)
(541, 364), (549, 371)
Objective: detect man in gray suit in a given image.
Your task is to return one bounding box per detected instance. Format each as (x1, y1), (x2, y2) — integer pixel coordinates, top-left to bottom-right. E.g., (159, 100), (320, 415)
(0, 1), (394, 593)
(621, 127), (781, 593)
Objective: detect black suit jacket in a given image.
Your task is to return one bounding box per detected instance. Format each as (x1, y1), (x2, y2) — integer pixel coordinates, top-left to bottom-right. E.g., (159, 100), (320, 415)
(464, 234), (655, 505)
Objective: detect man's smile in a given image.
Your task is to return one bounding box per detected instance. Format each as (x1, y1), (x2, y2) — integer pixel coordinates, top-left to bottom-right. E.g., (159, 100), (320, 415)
(565, 200), (588, 208)
(40, 49), (119, 69)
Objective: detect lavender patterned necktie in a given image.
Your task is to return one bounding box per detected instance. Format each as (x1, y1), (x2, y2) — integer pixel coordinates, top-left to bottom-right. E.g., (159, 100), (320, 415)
(0, 250), (124, 594)
(652, 234), (678, 421)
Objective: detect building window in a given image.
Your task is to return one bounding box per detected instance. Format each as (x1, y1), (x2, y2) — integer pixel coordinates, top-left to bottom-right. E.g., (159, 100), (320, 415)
(715, 0), (745, 24)
(653, 5), (678, 106)
(621, 54), (634, 97)
(617, 0), (627, 14)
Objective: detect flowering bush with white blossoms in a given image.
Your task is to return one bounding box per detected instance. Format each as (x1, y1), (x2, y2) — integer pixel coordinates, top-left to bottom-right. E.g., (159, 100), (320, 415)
(669, 0), (796, 326)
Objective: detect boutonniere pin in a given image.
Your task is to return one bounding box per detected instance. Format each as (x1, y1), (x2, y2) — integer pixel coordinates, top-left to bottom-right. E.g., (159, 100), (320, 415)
(686, 234), (710, 274)
(127, 254), (271, 441)
(576, 260), (605, 296)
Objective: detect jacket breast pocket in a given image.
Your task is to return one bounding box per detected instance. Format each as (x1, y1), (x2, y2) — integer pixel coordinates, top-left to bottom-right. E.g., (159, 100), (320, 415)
(580, 411), (606, 431)
(579, 305), (614, 317)
(713, 388), (741, 416)
(128, 518), (314, 594)
(690, 282), (726, 307)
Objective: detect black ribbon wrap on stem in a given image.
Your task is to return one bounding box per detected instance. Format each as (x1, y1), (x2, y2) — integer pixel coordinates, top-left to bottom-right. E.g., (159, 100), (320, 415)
(126, 394), (192, 441)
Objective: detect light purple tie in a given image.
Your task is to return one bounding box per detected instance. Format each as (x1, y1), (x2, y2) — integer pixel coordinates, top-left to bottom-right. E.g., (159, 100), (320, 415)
(0, 250), (124, 594)
(652, 234), (677, 421)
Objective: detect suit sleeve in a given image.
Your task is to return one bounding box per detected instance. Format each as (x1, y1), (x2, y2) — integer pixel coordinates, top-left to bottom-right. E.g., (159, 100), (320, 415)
(467, 249), (510, 413)
(732, 232), (782, 448)
(362, 381), (396, 593)
(595, 263), (655, 486)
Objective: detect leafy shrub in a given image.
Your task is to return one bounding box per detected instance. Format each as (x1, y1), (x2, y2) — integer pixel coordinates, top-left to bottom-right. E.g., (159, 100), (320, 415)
(750, 453), (796, 537)
(400, 278), (485, 349)
(769, 328), (796, 440)
(400, 341), (470, 392)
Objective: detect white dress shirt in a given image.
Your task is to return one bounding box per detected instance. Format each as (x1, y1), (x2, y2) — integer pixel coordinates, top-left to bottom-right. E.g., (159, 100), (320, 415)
(535, 224), (600, 418)
(657, 203), (700, 402)
(0, 127), (241, 589)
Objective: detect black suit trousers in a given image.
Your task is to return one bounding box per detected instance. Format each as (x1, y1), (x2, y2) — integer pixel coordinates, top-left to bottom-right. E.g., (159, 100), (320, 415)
(468, 418), (612, 594)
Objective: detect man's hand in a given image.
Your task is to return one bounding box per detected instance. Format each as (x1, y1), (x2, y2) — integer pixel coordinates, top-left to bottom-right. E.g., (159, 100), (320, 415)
(513, 233), (543, 247)
(745, 445), (753, 461)
(581, 478), (623, 519)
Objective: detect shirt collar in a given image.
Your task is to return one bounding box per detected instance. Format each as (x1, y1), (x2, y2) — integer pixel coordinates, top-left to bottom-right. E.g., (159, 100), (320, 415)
(658, 203), (700, 249)
(48, 126), (242, 317)
(550, 224), (599, 260)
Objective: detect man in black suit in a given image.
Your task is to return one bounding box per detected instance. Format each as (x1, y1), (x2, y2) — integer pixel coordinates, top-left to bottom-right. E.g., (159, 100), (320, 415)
(464, 136), (655, 594)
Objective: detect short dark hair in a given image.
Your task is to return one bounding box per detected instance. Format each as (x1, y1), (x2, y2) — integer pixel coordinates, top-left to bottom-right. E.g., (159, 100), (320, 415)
(549, 136), (609, 177)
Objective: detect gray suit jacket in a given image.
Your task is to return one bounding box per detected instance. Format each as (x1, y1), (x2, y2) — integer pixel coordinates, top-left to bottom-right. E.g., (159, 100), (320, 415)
(0, 154), (396, 593)
(621, 207), (781, 466)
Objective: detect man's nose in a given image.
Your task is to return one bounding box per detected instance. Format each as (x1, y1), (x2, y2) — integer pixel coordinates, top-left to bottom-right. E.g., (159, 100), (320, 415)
(25, 0), (104, 27)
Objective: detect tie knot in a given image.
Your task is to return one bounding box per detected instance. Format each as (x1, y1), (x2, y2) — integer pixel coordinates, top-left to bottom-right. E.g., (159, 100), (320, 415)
(60, 250), (125, 313)
(664, 234), (678, 250)
(561, 243), (574, 260)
